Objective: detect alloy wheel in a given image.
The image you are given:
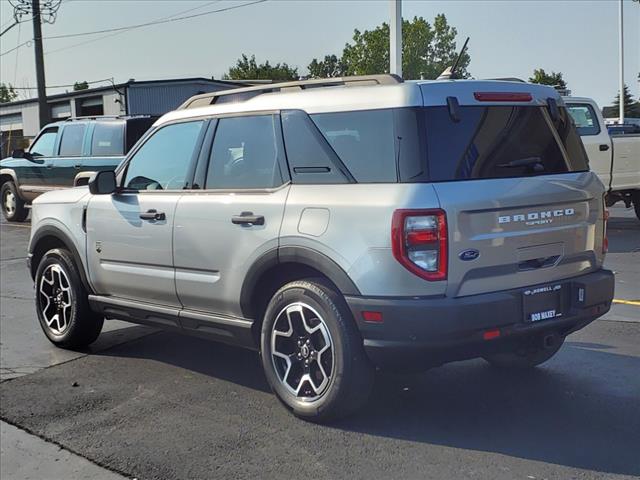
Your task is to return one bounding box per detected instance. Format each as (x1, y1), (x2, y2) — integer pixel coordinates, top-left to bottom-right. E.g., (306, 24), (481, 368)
(39, 264), (73, 335)
(270, 302), (334, 400)
(3, 189), (16, 216)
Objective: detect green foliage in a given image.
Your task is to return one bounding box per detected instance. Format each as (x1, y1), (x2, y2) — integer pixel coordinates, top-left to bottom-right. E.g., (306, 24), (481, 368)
(307, 55), (347, 78)
(0, 83), (18, 103)
(529, 69), (567, 89)
(223, 54), (298, 81)
(73, 81), (89, 91)
(310, 15), (470, 80)
(612, 84), (640, 118)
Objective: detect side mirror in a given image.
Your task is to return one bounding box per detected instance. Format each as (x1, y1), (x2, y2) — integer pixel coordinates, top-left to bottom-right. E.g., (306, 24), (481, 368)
(89, 170), (117, 195)
(12, 148), (36, 161)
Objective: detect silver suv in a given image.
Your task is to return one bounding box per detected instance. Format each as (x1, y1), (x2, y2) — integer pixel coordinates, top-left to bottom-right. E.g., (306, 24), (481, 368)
(28, 75), (615, 420)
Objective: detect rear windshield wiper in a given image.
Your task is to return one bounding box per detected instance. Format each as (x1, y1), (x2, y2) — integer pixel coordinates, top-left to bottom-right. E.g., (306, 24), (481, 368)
(497, 157), (544, 172)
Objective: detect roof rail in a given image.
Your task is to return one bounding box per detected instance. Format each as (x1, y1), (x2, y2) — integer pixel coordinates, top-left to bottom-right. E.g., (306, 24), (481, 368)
(63, 114), (154, 122)
(178, 74), (404, 110)
(485, 77), (527, 83)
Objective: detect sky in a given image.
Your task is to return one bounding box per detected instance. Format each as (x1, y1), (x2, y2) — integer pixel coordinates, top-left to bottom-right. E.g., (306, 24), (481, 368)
(0, 0), (638, 108)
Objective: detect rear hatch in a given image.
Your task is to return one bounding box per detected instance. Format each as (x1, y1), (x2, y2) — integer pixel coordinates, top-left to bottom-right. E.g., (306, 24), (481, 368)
(414, 84), (605, 297)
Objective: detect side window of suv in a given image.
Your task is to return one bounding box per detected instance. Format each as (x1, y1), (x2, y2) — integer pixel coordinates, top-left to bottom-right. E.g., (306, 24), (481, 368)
(59, 124), (87, 156)
(91, 122), (124, 156)
(124, 120), (204, 191)
(206, 115), (284, 190)
(29, 127), (58, 157)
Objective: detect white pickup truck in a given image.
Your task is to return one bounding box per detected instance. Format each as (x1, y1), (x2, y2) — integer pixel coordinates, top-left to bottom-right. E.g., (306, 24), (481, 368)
(564, 97), (640, 219)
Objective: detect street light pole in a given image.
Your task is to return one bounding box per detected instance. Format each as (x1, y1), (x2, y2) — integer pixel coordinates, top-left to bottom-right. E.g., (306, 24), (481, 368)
(32, 0), (50, 128)
(618, 0), (624, 124)
(390, 0), (402, 77)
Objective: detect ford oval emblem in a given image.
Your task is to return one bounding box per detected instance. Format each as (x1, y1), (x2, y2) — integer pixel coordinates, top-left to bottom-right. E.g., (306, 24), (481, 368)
(459, 249), (480, 261)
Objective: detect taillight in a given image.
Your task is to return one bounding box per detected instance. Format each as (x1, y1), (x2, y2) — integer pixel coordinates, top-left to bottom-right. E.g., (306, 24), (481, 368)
(392, 209), (447, 281)
(602, 198), (609, 254)
(473, 92), (532, 102)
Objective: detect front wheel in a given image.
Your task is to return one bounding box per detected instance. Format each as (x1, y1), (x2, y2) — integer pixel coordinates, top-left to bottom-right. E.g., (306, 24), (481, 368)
(1, 181), (28, 222)
(35, 248), (104, 349)
(260, 279), (374, 421)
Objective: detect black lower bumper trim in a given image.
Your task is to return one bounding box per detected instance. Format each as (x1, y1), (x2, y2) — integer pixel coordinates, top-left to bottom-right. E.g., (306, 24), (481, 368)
(345, 269), (614, 369)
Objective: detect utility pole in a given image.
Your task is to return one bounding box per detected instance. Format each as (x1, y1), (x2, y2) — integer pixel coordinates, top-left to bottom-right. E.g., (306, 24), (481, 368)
(618, 0), (625, 124)
(390, 0), (402, 77)
(32, 0), (50, 128)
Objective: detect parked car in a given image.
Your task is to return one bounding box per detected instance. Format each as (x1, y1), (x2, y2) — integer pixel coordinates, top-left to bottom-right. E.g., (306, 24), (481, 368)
(28, 76), (614, 420)
(564, 97), (640, 218)
(0, 115), (155, 222)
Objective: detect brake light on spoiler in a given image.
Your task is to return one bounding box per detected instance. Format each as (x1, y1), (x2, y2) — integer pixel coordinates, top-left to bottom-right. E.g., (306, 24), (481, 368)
(392, 209), (448, 281)
(474, 92), (533, 102)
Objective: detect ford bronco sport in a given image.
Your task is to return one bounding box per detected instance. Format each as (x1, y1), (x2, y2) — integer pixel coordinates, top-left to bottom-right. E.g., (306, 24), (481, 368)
(27, 75), (615, 420)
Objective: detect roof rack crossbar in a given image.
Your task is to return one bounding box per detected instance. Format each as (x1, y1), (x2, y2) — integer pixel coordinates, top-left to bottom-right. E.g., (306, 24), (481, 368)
(178, 74), (403, 110)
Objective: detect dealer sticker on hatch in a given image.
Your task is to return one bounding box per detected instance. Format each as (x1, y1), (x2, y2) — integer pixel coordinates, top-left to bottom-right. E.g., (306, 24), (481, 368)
(523, 284), (563, 322)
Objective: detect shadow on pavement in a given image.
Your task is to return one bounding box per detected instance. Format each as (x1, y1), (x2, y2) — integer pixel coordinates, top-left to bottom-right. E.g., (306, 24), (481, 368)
(2, 327), (638, 478)
(96, 331), (639, 476)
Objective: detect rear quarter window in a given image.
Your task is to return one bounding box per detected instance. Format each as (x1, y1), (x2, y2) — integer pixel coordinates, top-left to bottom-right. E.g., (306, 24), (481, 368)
(91, 122), (124, 156)
(310, 109), (397, 183)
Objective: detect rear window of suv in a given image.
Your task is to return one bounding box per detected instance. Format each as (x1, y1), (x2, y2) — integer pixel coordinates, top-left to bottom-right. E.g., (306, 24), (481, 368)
(414, 105), (589, 182)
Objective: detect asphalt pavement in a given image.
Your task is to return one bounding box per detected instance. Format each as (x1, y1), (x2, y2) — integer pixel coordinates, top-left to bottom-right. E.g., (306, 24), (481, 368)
(1, 206), (638, 480)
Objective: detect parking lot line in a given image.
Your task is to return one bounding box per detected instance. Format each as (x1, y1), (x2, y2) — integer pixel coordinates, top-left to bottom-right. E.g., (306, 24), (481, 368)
(612, 299), (640, 307)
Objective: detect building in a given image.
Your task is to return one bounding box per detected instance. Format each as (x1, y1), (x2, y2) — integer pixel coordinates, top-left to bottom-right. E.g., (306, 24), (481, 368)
(0, 77), (243, 157)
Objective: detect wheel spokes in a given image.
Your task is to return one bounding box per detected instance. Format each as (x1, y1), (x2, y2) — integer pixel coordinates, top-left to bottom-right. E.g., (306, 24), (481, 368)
(271, 302), (334, 400)
(38, 264), (73, 335)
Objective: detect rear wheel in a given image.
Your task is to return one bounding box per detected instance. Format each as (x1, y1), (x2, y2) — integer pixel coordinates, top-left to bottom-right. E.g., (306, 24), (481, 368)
(35, 248), (104, 348)
(633, 191), (640, 220)
(260, 279), (374, 421)
(1, 181), (28, 222)
(484, 338), (564, 369)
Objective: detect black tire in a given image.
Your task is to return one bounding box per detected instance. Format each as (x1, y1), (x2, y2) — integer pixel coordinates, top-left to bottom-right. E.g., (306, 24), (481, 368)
(484, 338), (564, 369)
(633, 191), (640, 221)
(260, 278), (374, 421)
(1, 181), (28, 222)
(34, 248), (104, 349)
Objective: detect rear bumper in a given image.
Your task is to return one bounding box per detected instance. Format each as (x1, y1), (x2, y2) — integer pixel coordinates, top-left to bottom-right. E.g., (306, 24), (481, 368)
(345, 269), (614, 370)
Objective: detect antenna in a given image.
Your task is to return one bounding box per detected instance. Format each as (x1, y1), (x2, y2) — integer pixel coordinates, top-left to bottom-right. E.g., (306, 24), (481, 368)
(437, 37), (470, 80)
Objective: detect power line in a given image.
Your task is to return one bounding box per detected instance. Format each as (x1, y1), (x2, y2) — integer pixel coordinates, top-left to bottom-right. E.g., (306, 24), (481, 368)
(45, 0), (223, 56)
(8, 77), (115, 90)
(0, 0), (267, 57)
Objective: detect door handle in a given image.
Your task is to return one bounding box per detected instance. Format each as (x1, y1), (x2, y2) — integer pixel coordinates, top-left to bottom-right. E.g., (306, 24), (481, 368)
(599, 144), (610, 151)
(231, 211), (264, 226)
(74, 163), (82, 169)
(139, 209), (166, 221)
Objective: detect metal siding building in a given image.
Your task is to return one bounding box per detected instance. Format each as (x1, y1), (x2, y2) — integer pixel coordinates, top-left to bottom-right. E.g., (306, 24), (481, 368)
(127, 80), (233, 116)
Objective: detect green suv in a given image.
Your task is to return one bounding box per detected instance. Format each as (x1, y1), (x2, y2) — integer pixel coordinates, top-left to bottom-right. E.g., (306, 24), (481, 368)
(1, 116), (154, 221)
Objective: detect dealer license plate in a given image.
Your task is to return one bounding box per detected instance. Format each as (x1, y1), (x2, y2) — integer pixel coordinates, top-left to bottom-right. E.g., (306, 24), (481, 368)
(523, 284), (563, 323)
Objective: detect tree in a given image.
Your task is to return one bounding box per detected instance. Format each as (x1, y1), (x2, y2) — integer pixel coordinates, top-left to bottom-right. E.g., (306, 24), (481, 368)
(73, 81), (89, 91)
(223, 54), (298, 81)
(309, 15), (470, 80)
(529, 69), (567, 89)
(0, 83), (18, 103)
(612, 84), (640, 118)
(307, 55), (346, 78)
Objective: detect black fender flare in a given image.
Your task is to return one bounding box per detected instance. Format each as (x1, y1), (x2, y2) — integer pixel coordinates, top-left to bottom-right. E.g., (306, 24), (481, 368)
(29, 225), (93, 294)
(239, 246), (360, 318)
